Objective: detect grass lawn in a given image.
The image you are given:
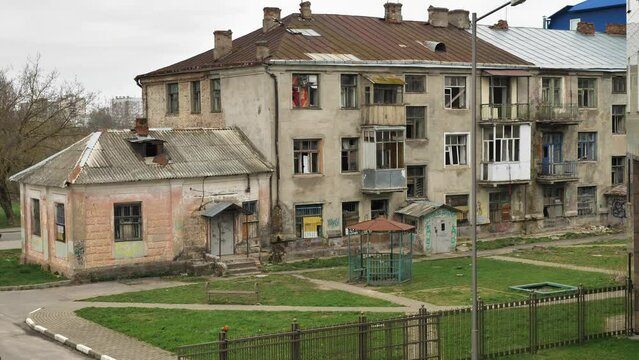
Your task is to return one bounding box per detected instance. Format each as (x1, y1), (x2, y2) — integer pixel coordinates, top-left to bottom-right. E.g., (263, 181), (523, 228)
(0, 202), (20, 229)
(82, 274), (396, 307)
(75, 307), (401, 352)
(0, 249), (64, 287)
(306, 257), (618, 305)
(472, 232), (621, 251)
(264, 256), (349, 272)
(503, 337), (639, 359)
(509, 245), (630, 272)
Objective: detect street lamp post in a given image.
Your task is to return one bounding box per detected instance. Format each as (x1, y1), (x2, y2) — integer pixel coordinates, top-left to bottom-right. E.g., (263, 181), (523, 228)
(470, 2), (527, 360)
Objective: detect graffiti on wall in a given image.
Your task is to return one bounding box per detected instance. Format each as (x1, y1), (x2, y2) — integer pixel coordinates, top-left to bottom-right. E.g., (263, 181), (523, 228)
(73, 240), (85, 265)
(610, 198), (627, 219)
(327, 218), (340, 229)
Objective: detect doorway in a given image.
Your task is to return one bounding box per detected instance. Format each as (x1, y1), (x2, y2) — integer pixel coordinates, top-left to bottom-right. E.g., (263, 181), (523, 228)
(542, 133), (563, 175)
(210, 211), (235, 256)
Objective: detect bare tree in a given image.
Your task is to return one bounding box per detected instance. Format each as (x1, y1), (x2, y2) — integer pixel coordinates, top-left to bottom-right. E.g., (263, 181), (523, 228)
(0, 57), (91, 225)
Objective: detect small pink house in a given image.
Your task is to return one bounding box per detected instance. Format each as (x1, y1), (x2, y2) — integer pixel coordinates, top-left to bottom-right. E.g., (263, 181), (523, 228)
(10, 120), (272, 278)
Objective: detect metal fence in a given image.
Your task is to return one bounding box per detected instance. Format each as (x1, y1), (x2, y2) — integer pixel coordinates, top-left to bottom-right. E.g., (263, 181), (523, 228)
(176, 282), (634, 360)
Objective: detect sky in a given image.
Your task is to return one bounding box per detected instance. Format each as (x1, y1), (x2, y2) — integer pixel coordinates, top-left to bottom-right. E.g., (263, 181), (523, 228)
(1, 0), (576, 102)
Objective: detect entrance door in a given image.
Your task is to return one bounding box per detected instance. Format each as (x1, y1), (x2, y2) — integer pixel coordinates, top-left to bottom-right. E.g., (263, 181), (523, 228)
(490, 77), (510, 119)
(432, 217), (452, 254)
(210, 211), (235, 256)
(542, 133), (563, 175)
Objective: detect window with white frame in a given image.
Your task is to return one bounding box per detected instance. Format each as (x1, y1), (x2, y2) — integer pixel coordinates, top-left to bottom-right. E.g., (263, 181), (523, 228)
(405, 75), (426, 93)
(292, 74), (319, 108)
(294, 139), (321, 174)
(612, 156), (625, 185)
(578, 78), (596, 108)
(482, 125), (520, 163)
(577, 132), (597, 161)
(445, 134), (468, 165)
(340, 74), (357, 108)
(407, 165), (426, 198)
(569, 18), (581, 31)
(406, 106), (426, 139)
(541, 77), (561, 107)
(577, 186), (597, 216)
(612, 105), (626, 134)
(444, 76), (466, 109)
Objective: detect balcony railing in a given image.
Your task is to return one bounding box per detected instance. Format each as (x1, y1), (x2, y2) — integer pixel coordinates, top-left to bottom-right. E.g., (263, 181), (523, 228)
(361, 168), (406, 193)
(480, 103), (530, 122)
(534, 104), (580, 125)
(480, 162), (531, 183)
(361, 104), (406, 126)
(538, 161), (578, 178)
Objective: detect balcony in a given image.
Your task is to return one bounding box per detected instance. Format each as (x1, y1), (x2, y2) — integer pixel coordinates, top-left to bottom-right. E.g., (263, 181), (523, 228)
(361, 104), (406, 126)
(479, 162), (531, 186)
(536, 161), (579, 184)
(361, 168), (406, 193)
(534, 104), (580, 126)
(479, 103), (530, 124)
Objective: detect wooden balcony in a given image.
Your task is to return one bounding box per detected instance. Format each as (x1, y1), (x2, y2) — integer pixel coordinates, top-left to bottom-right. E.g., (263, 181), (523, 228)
(534, 104), (581, 126)
(479, 103), (530, 124)
(361, 104), (406, 126)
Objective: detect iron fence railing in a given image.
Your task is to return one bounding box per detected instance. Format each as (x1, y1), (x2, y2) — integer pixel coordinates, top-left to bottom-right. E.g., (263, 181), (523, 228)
(538, 161), (577, 177)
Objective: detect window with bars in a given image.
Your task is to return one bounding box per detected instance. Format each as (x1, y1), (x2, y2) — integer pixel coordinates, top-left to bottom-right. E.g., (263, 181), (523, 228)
(578, 78), (596, 108)
(55, 203), (65, 242)
(612, 76), (626, 94)
(577, 186), (597, 216)
(241, 201), (258, 241)
(446, 194), (469, 224)
(342, 202), (359, 235)
(407, 165), (426, 198)
(210, 79), (222, 112)
(114, 203), (142, 241)
(167, 83), (179, 114)
(612, 105), (626, 134)
(405, 75), (425, 93)
(294, 139), (321, 174)
(489, 190), (511, 223)
(445, 134), (468, 166)
(191, 81), (201, 113)
(340, 74), (357, 108)
(31, 198), (40, 236)
(370, 199), (388, 219)
(541, 77), (561, 107)
(295, 204), (323, 238)
(406, 106), (426, 139)
(341, 138), (358, 172)
(577, 132), (597, 161)
(612, 156), (625, 185)
(444, 76), (466, 109)
(292, 74), (319, 108)
(482, 125), (520, 163)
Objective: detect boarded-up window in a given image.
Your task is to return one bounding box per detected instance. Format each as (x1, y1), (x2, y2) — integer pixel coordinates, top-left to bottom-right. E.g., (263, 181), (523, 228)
(295, 204), (322, 238)
(241, 201), (258, 241)
(407, 165), (426, 198)
(489, 190), (511, 223)
(577, 186), (597, 216)
(55, 203), (65, 242)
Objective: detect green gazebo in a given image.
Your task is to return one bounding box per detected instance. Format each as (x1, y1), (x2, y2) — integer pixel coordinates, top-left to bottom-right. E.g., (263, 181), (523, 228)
(346, 217), (415, 285)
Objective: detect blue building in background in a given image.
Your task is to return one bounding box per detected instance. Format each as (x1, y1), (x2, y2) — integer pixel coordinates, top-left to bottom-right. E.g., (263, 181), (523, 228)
(546, 0), (626, 32)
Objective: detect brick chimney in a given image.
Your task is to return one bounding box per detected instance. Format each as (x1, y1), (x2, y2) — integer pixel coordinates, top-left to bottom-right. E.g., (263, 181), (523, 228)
(263, 7), (281, 32)
(428, 6), (449, 28)
(256, 41), (270, 61)
(134, 118), (149, 137)
(490, 20), (509, 30)
(576, 21), (595, 35)
(605, 23), (626, 35)
(213, 30), (233, 60)
(448, 9), (470, 29)
(300, 1), (312, 20)
(384, 2), (402, 24)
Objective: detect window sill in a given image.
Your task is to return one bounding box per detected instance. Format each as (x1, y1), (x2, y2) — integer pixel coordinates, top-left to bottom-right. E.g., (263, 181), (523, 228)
(405, 91), (426, 95)
(292, 107), (322, 110)
(612, 133), (626, 136)
(210, 110), (223, 114)
(406, 138), (429, 143)
(165, 112), (179, 117)
(340, 107), (359, 110)
(293, 173), (324, 178)
(578, 160), (598, 163)
(341, 171), (360, 175)
(444, 108), (468, 111)
(191, 111), (201, 115)
(444, 164), (470, 169)
(114, 239), (144, 243)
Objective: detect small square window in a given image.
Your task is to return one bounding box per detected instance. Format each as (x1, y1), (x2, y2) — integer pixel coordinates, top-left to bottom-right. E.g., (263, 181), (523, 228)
(612, 76), (626, 94)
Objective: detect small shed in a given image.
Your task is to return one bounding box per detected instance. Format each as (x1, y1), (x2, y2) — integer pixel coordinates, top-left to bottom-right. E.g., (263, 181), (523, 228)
(395, 201), (460, 255)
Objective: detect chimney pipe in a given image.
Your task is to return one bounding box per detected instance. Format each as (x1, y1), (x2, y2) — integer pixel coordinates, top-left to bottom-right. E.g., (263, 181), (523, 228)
(605, 23), (626, 35)
(384, 3), (402, 24)
(213, 30), (233, 60)
(135, 118), (149, 137)
(300, 1), (312, 20)
(576, 21), (595, 35)
(448, 9), (470, 29)
(428, 6), (449, 28)
(263, 7), (281, 32)
(256, 41), (270, 61)
(490, 20), (509, 30)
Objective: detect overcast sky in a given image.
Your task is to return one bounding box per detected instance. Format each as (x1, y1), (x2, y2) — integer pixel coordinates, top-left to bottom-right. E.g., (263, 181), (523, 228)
(1, 0), (576, 102)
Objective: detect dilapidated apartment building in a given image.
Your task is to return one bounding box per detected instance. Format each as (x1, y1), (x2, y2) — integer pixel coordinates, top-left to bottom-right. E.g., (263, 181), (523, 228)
(136, 2), (627, 256)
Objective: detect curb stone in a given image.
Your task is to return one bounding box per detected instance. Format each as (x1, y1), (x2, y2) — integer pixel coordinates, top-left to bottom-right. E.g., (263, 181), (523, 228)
(25, 308), (117, 360)
(0, 280), (72, 291)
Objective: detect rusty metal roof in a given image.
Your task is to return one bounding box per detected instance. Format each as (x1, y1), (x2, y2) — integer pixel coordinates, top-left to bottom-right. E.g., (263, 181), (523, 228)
(9, 128), (273, 188)
(138, 13), (531, 79)
(603, 184), (627, 197)
(347, 217), (415, 233)
(395, 201), (460, 218)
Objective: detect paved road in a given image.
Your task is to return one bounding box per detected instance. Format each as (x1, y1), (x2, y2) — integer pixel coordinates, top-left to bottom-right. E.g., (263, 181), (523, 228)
(0, 227), (21, 250)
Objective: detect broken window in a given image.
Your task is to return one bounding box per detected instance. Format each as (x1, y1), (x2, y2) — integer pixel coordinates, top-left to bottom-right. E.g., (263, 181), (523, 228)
(167, 83), (179, 114)
(446, 194), (469, 224)
(482, 125), (520, 163)
(375, 130), (404, 169)
(241, 201), (258, 241)
(295, 204), (323, 238)
(114, 203), (142, 241)
(55, 203), (65, 242)
(340, 74), (357, 108)
(191, 81), (201, 113)
(578, 78), (596, 108)
(342, 201), (359, 235)
(405, 75), (425, 93)
(612, 156), (625, 185)
(612, 76), (626, 94)
(31, 198), (40, 236)
(444, 76), (466, 109)
(543, 186), (564, 218)
(541, 77), (561, 107)
(294, 139), (321, 174)
(373, 84), (402, 104)
(612, 105), (626, 134)
(577, 132), (597, 161)
(489, 190), (511, 223)
(445, 134), (468, 166)
(406, 106), (426, 139)
(210, 79), (222, 112)
(370, 199), (388, 219)
(407, 165), (426, 198)
(292, 74), (319, 108)
(341, 138), (358, 172)
(577, 186), (597, 216)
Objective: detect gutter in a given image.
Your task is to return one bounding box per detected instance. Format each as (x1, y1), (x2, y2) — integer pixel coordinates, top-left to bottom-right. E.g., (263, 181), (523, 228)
(264, 65), (280, 205)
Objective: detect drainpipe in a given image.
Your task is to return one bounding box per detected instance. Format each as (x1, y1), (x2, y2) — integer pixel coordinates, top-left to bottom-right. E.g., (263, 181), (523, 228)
(265, 65), (280, 205)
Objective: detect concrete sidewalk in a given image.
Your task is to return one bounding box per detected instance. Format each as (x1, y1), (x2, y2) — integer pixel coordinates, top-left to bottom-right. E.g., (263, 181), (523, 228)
(488, 255), (622, 275)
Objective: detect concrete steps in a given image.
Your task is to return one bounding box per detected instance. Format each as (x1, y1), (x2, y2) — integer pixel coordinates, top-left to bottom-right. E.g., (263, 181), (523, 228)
(222, 257), (262, 276)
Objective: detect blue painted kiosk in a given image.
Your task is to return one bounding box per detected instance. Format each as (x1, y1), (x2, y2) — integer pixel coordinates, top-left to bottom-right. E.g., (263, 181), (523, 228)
(346, 217), (415, 285)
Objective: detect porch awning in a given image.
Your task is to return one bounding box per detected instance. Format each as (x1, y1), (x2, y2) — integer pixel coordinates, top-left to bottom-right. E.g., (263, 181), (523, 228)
(363, 74), (405, 85)
(483, 69), (532, 77)
(201, 202), (251, 218)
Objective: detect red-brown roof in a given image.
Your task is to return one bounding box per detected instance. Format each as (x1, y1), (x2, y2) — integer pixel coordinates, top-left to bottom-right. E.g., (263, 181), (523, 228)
(137, 13), (531, 79)
(347, 217), (415, 233)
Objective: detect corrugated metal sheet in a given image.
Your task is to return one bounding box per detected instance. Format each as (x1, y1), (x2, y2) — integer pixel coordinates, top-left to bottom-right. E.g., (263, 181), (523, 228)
(10, 128), (273, 188)
(395, 201), (460, 218)
(201, 202), (249, 217)
(138, 13), (531, 79)
(484, 69), (532, 76)
(570, 0), (625, 12)
(363, 73), (406, 85)
(476, 25), (626, 71)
